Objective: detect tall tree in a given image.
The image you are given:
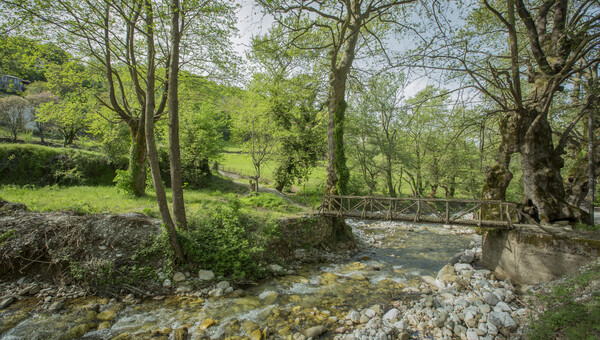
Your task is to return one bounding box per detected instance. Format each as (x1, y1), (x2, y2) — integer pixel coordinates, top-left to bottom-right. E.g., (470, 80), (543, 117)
(419, 0), (600, 224)
(258, 0), (416, 195)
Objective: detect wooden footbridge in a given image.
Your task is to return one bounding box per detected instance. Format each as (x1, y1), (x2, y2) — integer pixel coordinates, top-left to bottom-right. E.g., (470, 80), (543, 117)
(319, 195), (531, 228)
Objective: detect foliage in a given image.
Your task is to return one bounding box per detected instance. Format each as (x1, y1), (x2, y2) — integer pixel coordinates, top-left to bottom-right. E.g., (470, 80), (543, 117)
(179, 201), (269, 280)
(0, 35), (68, 81)
(179, 75), (230, 188)
(0, 95), (29, 142)
(0, 144), (122, 186)
(231, 90), (281, 190)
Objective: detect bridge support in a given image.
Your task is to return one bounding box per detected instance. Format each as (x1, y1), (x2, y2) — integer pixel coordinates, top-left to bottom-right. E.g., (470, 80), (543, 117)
(482, 226), (600, 284)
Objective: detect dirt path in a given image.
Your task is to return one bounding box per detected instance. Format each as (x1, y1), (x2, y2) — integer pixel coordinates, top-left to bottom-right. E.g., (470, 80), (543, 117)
(218, 170), (311, 211)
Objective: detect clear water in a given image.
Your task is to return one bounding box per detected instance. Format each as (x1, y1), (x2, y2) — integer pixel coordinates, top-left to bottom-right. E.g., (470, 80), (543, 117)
(0, 220), (477, 339)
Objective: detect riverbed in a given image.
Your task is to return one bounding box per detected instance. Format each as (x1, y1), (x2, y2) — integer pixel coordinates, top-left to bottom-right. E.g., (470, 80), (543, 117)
(1, 219), (480, 339)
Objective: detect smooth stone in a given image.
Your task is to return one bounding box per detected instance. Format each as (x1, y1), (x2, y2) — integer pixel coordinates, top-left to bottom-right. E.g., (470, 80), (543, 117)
(198, 270), (215, 281)
(382, 308), (400, 321)
(97, 310), (117, 321)
(347, 310), (361, 323)
(48, 300), (64, 311)
(454, 263), (473, 273)
(216, 281), (231, 290)
(437, 264), (456, 278)
(479, 304), (491, 314)
(466, 329), (479, 340)
(454, 324), (467, 337)
(209, 288), (224, 297)
(97, 321), (111, 330)
(163, 279), (172, 287)
(487, 322), (498, 336)
(303, 325), (326, 338)
(359, 315), (369, 324)
(0, 296), (16, 309)
(200, 318), (217, 330)
(364, 309), (377, 318)
(398, 332), (410, 340)
(173, 272), (186, 282)
(176, 285), (192, 294)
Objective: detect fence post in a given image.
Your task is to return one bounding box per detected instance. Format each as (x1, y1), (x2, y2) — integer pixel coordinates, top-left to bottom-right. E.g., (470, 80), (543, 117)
(445, 201), (450, 223)
(415, 200), (421, 222)
(478, 203), (483, 227)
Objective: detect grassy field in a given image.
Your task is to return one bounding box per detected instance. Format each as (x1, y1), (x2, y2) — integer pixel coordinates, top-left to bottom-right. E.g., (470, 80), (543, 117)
(0, 175), (303, 220)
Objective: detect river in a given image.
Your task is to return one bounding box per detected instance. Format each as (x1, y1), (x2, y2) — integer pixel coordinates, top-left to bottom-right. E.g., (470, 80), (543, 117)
(0, 219), (479, 340)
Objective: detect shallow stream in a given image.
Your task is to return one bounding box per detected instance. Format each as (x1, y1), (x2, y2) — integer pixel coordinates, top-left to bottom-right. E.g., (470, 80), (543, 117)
(0, 219), (478, 339)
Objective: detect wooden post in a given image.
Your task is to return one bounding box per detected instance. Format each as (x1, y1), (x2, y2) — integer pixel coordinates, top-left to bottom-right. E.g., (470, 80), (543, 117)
(445, 201), (450, 223)
(478, 203), (483, 227)
(415, 200), (422, 222)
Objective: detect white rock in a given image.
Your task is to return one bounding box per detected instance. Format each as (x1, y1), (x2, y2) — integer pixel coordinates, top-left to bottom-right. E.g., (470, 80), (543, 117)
(162, 279), (172, 287)
(488, 311), (517, 330)
(454, 263), (473, 273)
(173, 272), (186, 282)
(347, 310), (361, 323)
(364, 309), (377, 318)
(216, 281), (230, 290)
(382, 308), (400, 321)
(494, 301), (512, 313)
(459, 250), (475, 263)
(392, 319), (407, 331)
(466, 329), (479, 340)
(208, 288), (223, 297)
(482, 292), (500, 306)
(198, 270), (215, 281)
(486, 322), (498, 336)
(176, 285), (192, 293)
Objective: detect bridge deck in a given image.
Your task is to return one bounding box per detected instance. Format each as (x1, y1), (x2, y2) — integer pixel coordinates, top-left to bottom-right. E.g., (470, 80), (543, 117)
(319, 195), (529, 228)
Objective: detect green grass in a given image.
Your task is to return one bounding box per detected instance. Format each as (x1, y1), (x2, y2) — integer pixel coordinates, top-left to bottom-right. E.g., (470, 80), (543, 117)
(527, 261), (600, 340)
(0, 175), (302, 219)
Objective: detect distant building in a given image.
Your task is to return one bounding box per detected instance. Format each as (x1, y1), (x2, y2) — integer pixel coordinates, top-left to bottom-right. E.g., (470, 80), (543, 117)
(0, 75), (27, 92)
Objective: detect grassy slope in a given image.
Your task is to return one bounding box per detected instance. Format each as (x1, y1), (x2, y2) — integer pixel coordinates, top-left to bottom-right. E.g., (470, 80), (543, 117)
(0, 176), (303, 220)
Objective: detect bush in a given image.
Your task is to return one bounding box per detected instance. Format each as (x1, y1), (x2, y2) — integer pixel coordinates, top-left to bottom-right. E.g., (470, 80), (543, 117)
(0, 144), (125, 186)
(179, 201), (270, 280)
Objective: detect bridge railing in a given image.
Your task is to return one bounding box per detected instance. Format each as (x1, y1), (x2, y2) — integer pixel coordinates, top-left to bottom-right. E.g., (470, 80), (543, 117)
(319, 195), (523, 228)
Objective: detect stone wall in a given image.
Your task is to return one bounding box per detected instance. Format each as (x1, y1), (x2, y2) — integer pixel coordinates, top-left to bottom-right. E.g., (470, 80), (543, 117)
(482, 226), (600, 284)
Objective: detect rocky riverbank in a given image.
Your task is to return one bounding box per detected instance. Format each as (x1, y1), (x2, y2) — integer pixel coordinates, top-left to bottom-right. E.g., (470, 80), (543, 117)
(4, 213), (590, 340)
(324, 247), (527, 340)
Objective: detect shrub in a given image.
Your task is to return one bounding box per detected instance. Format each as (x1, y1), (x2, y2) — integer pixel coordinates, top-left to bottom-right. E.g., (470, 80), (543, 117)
(0, 144), (124, 186)
(179, 201), (268, 280)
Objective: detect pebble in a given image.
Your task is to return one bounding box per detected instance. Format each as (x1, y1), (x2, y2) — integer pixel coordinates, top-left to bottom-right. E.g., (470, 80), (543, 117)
(303, 325), (327, 338)
(173, 272), (186, 282)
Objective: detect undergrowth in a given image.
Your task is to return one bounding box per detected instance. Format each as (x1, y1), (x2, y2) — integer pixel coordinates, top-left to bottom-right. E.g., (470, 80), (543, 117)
(527, 260), (600, 339)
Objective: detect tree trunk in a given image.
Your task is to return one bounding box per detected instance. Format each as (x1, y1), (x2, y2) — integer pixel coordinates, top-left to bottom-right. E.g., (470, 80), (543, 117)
(324, 10), (361, 196)
(520, 111), (586, 224)
(128, 123), (147, 197)
(168, 0), (186, 229)
(144, 0), (184, 262)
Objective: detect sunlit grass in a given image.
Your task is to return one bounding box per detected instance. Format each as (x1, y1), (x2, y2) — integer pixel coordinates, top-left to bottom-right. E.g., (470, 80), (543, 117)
(0, 178), (302, 219)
